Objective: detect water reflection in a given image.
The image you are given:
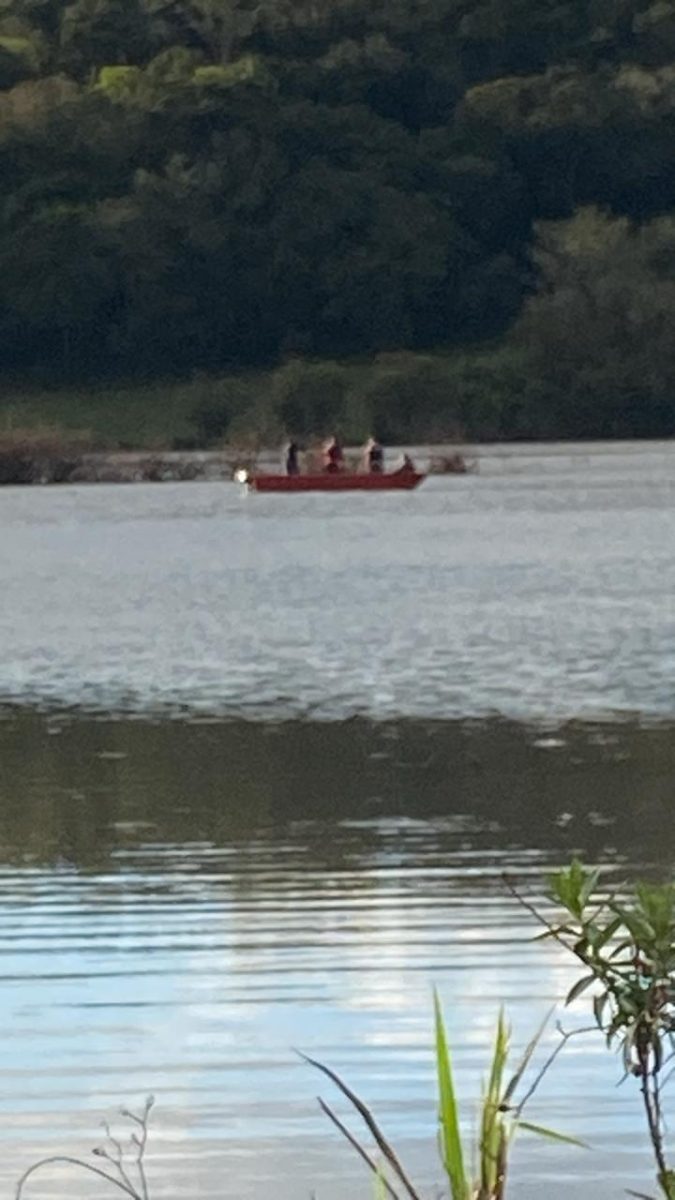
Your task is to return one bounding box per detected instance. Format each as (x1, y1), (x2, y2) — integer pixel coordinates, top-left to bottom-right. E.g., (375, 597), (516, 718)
(0, 714), (670, 1198)
(0, 713), (673, 867)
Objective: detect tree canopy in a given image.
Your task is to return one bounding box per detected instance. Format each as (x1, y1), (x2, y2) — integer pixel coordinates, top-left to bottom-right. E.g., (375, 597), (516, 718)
(1, 0), (675, 438)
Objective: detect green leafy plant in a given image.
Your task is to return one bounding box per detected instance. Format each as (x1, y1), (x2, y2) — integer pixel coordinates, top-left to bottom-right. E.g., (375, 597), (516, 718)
(433, 993), (584, 1200)
(510, 861), (675, 1200)
(304, 993), (583, 1200)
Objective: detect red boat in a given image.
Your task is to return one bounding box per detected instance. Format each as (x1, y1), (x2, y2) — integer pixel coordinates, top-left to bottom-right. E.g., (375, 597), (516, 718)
(241, 469), (425, 493)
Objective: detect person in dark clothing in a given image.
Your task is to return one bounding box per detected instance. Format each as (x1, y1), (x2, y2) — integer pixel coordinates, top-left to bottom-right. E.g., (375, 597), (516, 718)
(368, 437), (384, 473)
(286, 442), (301, 476)
(391, 451), (413, 472)
(361, 437), (384, 473)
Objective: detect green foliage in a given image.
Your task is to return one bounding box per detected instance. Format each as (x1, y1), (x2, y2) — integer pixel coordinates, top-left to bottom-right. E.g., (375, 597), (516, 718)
(516, 208), (675, 438)
(310, 994), (582, 1200)
(542, 861), (675, 1199)
(0, 346), (547, 447)
(59, 0), (151, 74)
(95, 62), (144, 102)
(0, 0), (674, 439)
(480, 1012), (510, 1199)
(434, 989), (469, 1200)
(433, 994), (584, 1200)
(0, 32), (41, 81)
(192, 55), (267, 89)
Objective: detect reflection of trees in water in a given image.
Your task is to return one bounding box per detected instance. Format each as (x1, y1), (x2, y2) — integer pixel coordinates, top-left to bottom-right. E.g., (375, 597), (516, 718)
(0, 713), (674, 878)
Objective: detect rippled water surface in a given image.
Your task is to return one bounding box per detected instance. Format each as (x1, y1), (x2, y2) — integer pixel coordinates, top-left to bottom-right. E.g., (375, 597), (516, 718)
(2, 715), (675, 1199)
(1, 443), (674, 1199)
(1, 440), (674, 719)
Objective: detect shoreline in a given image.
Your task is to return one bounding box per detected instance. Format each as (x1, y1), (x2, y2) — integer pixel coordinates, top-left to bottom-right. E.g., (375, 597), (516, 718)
(1, 437), (674, 485)
(67, 449), (244, 484)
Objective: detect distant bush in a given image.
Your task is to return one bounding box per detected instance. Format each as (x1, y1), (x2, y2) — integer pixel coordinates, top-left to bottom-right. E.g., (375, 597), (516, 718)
(0, 426), (92, 484)
(215, 347), (543, 445)
(0, 350), (544, 455)
(7, 314), (670, 452)
(515, 208), (675, 439)
(273, 359), (349, 438)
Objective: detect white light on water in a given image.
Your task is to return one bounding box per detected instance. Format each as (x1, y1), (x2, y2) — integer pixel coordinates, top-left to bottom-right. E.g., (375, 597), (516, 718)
(234, 468), (249, 484)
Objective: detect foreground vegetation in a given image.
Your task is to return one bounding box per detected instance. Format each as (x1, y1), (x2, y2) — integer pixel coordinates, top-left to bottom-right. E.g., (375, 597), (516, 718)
(16, 862), (675, 1199)
(2, 1), (675, 439)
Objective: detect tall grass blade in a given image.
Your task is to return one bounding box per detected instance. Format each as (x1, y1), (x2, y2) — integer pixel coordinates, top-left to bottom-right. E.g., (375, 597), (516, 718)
(299, 1052), (423, 1200)
(433, 988), (469, 1200)
(502, 1006), (555, 1108)
(317, 1098), (402, 1200)
(374, 1163), (388, 1200)
(480, 1009), (510, 1197)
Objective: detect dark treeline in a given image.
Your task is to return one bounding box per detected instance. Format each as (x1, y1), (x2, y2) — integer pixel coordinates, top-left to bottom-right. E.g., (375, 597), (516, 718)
(2, 0), (675, 439)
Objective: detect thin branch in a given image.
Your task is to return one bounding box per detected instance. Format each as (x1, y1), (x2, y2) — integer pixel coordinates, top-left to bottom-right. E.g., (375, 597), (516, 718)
(102, 1124), (126, 1163)
(121, 1096), (154, 1129)
(638, 1047), (667, 1180)
(503, 874), (621, 999)
(584, 888), (619, 930)
(134, 1145), (150, 1200)
(298, 1052), (423, 1200)
(130, 1097), (153, 1200)
(658, 1061), (675, 1092)
(514, 1025), (597, 1117)
(17, 1101), (153, 1200)
(15, 1156), (140, 1200)
(654, 1059), (663, 1145)
(101, 1122), (137, 1197)
(318, 1098), (401, 1200)
(502, 875), (577, 956)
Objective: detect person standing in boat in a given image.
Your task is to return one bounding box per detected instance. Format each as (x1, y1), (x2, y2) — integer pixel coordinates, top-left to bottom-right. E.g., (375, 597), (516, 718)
(323, 436), (344, 473)
(285, 441), (301, 476)
(364, 436), (384, 473)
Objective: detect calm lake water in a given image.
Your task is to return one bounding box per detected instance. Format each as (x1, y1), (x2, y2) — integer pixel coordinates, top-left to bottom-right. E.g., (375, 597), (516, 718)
(1, 442), (674, 1199)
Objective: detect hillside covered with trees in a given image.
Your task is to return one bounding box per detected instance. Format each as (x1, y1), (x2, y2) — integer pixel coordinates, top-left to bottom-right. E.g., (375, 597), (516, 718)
(2, 0), (675, 442)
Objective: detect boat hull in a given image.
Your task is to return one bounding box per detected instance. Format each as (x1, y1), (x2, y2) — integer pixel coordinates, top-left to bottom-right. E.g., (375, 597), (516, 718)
(248, 471), (425, 493)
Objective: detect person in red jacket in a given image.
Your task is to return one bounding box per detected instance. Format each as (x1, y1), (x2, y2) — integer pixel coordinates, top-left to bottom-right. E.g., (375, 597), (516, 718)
(323, 436), (344, 473)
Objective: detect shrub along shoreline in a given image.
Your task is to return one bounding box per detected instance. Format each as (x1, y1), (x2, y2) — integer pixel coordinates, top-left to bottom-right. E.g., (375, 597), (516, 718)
(3, 347), (537, 456)
(2, 320), (675, 482)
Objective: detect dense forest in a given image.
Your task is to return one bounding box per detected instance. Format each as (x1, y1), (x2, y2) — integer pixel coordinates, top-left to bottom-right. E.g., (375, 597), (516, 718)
(2, 0), (675, 441)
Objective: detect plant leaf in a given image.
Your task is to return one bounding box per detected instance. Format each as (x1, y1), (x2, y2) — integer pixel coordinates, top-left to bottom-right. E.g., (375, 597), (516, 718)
(517, 1120), (589, 1149)
(578, 869), (601, 912)
(480, 1010), (509, 1196)
(433, 989), (469, 1200)
(502, 1006), (555, 1106)
(374, 1163), (388, 1200)
(593, 916), (622, 951)
(565, 974), (595, 1005)
(593, 992), (608, 1029)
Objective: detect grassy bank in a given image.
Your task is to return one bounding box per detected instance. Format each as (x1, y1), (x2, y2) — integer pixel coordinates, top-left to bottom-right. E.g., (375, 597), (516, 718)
(0, 346), (547, 452)
(4, 329), (673, 454)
